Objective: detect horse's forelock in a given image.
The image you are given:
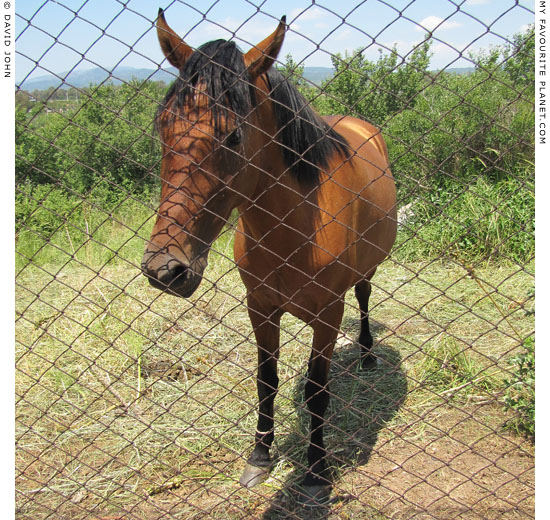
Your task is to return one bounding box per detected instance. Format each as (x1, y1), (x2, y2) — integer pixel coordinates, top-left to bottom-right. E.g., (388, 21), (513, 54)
(155, 40), (253, 137)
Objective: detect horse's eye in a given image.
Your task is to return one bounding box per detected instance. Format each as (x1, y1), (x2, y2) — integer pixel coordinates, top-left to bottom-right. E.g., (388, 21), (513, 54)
(225, 128), (242, 147)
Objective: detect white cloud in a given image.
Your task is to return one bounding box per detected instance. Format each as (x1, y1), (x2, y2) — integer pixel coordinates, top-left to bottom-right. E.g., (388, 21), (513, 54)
(430, 42), (464, 65)
(289, 7), (327, 22)
(334, 28), (352, 41)
(415, 15), (462, 32)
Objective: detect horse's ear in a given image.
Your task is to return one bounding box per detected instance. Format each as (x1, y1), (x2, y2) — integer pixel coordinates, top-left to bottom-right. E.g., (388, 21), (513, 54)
(244, 16), (286, 78)
(157, 8), (193, 69)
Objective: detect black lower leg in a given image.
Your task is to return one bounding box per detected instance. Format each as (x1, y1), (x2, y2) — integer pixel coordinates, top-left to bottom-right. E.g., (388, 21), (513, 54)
(303, 376), (331, 486)
(248, 361), (278, 467)
(240, 305), (282, 488)
(355, 280), (375, 369)
(298, 303), (342, 503)
(244, 304), (282, 469)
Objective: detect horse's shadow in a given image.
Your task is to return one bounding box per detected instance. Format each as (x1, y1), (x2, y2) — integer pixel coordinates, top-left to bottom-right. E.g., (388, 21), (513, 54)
(261, 318), (408, 519)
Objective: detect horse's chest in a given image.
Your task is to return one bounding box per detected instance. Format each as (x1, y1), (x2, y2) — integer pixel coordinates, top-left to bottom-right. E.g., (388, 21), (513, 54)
(234, 214), (359, 310)
(237, 240), (352, 315)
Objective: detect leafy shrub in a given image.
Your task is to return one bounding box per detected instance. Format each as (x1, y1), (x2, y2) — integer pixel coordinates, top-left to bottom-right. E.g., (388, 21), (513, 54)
(311, 39), (431, 125)
(393, 176), (534, 263)
(16, 182), (83, 236)
(504, 336), (535, 437)
(386, 68), (534, 200)
(415, 337), (496, 394)
(16, 80), (165, 195)
(385, 28), (534, 263)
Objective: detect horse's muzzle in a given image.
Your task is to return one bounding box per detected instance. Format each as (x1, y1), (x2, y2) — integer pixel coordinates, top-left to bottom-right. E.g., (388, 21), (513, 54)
(141, 249), (203, 298)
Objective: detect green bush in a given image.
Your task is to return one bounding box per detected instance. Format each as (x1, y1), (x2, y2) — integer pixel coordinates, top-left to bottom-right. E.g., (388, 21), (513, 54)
(385, 28), (534, 263)
(15, 80), (163, 269)
(16, 80), (165, 195)
(311, 39), (431, 125)
(386, 68), (534, 199)
(393, 176), (534, 263)
(16, 182), (83, 236)
(504, 336), (535, 437)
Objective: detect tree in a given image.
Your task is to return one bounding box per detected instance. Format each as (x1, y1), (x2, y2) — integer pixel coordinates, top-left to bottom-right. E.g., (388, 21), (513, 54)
(504, 25), (535, 90)
(16, 80), (166, 198)
(15, 90), (33, 112)
(318, 39), (431, 125)
(277, 53), (306, 88)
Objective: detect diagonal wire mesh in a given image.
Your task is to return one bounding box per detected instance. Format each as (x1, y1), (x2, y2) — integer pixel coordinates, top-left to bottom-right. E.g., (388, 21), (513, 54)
(15, 1), (534, 518)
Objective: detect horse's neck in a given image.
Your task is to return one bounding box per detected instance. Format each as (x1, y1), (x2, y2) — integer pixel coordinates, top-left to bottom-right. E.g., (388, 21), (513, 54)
(238, 99), (322, 246)
(237, 167), (320, 249)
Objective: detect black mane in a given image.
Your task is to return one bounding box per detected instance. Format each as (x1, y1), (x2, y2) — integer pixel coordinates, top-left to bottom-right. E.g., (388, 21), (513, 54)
(264, 67), (349, 186)
(157, 39), (349, 187)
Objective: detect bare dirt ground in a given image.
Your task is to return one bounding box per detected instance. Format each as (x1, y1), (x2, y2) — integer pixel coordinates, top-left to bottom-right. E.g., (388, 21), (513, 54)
(110, 404), (532, 520)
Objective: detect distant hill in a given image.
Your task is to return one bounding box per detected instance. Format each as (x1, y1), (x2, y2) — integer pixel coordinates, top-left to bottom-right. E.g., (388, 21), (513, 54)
(301, 67), (334, 84)
(17, 66), (180, 91)
(17, 64), (474, 92)
(440, 67), (475, 75)
(17, 66), (335, 91)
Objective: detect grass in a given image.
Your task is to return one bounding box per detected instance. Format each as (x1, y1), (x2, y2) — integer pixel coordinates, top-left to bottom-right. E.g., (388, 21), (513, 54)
(16, 186), (156, 271)
(393, 176), (534, 264)
(504, 336), (535, 437)
(15, 201), (535, 519)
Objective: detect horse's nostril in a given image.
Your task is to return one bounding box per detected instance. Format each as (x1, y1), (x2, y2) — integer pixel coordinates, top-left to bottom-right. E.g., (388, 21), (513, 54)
(170, 263), (188, 282)
(155, 260), (189, 287)
(141, 250), (194, 293)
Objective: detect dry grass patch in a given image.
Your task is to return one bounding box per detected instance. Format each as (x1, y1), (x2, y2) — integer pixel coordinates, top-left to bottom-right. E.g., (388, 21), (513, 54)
(16, 250), (533, 519)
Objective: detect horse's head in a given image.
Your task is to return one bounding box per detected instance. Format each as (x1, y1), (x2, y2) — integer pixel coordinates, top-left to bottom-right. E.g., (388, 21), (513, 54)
(142, 9), (286, 297)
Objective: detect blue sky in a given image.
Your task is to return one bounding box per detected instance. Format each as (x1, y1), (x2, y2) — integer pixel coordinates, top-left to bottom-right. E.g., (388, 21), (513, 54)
(15, 0), (535, 84)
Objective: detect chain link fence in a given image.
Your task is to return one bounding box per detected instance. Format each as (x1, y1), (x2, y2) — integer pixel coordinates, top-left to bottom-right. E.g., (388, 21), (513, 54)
(15, 1), (535, 518)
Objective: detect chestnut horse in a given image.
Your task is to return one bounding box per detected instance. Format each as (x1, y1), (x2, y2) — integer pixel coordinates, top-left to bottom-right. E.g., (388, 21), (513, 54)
(142, 9), (397, 505)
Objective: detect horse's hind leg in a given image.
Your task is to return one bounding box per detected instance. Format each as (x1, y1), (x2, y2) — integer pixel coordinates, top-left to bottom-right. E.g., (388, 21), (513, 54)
(355, 278), (376, 369)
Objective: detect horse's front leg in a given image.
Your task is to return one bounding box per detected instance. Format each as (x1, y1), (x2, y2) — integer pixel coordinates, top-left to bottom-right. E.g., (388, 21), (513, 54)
(240, 298), (282, 488)
(300, 300), (344, 505)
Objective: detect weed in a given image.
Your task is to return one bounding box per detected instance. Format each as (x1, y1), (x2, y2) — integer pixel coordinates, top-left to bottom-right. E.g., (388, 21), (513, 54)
(393, 176), (534, 263)
(504, 336), (535, 437)
(412, 336), (498, 396)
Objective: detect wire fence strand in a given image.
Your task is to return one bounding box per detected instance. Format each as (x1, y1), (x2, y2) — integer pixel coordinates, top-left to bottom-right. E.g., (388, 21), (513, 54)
(15, 1), (534, 519)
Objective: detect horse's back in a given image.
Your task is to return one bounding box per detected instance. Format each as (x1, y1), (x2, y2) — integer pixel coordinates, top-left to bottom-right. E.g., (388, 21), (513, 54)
(316, 115), (397, 281)
(323, 115), (390, 165)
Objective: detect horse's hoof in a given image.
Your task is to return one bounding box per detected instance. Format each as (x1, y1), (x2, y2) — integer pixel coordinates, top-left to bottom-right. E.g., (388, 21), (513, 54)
(360, 354), (377, 371)
(239, 463), (271, 488)
(296, 484), (332, 508)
